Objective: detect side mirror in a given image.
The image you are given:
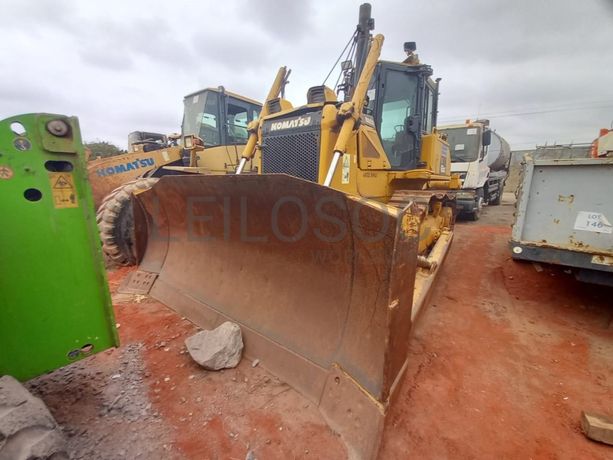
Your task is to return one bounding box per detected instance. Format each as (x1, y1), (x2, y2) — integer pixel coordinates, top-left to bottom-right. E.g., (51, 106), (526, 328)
(482, 129), (492, 146)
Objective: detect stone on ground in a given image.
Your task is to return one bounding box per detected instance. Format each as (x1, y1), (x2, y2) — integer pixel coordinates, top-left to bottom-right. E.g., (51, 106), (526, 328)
(185, 322), (244, 370)
(581, 411), (613, 446)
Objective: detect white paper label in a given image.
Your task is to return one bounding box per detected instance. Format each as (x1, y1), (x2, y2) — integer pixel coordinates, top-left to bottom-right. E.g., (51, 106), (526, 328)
(192, 94), (199, 104)
(574, 211), (612, 234)
(455, 144), (465, 151)
(342, 155), (350, 184)
(466, 128), (477, 135)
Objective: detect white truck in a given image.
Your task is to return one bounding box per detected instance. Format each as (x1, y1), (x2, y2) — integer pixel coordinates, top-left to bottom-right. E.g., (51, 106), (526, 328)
(439, 120), (511, 220)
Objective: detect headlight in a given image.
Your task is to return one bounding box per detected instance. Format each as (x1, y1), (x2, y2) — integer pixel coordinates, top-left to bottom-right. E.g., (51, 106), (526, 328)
(455, 191), (474, 199)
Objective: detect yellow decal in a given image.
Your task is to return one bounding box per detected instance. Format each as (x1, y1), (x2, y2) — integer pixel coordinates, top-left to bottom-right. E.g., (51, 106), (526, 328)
(48, 172), (79, 208)
(342, 154), (350, 184)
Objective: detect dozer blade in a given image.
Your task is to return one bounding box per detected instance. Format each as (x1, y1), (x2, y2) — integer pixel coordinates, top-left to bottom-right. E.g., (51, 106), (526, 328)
(131, 174), (441, 459)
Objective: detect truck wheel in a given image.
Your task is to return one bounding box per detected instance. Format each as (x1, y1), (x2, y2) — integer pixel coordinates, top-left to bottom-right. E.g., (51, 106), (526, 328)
(97, 177), (158, 266)
(0, 376), (68, 460)
(469, 205), (480, 221)
(469, 193), (484, 221)
(489, 191), (502, 206)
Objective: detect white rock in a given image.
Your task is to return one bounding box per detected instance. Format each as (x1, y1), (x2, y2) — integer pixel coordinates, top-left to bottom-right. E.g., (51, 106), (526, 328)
(185, 322), (244, 370)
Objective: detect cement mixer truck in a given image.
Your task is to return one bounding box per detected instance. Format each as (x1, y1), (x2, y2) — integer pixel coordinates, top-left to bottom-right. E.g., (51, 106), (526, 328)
(439, 120), (510, 220)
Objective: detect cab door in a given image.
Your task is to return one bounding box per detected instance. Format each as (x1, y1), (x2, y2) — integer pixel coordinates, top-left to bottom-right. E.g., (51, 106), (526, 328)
(375, 68), (420, 170)
(221, 96), (259, 172)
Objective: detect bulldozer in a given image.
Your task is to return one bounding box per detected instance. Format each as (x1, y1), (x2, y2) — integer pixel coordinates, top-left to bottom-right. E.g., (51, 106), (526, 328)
(96, 87), (262, 265)
(87, 131), (182, 208)
(126, 3), (458, 458)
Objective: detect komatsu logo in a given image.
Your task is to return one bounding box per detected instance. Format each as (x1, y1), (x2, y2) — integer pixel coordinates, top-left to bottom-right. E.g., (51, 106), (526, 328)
(269, 116), (312, 132)
(96, 158), (155, 177)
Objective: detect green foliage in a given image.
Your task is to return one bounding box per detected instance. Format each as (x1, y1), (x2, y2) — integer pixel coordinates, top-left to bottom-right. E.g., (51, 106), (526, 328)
(85, 140), (125, 159)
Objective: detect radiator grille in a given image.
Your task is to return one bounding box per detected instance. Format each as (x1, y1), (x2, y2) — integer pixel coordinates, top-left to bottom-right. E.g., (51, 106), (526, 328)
(261, 131), (320, 182)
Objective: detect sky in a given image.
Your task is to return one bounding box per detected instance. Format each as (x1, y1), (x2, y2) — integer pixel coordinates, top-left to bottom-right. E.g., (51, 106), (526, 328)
(1, 0), (612, 151)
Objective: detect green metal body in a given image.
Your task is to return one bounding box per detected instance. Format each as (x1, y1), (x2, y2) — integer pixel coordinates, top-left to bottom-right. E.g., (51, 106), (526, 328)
(0, 113), (118, 381)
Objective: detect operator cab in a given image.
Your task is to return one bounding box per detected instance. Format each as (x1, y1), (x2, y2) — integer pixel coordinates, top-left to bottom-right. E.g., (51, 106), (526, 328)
(182, 88), (261, 147)
(364, 61), (439, 170)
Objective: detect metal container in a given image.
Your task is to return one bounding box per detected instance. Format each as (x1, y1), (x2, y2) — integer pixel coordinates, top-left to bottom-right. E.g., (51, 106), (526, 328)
(511, 157), (613, 285)
(486, 131), (511, 171)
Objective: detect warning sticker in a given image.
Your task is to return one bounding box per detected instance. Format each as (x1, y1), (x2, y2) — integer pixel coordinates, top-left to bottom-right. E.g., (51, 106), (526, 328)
(342, 154), (350, 184)
(466, 128), (477, 135)
(48, 172), (79, 208)
(0, 165), (13, 180)
(574, 211), (612, 234)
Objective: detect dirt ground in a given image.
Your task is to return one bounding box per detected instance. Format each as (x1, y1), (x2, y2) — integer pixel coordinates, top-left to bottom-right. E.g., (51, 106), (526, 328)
(30, 195), (612, 459)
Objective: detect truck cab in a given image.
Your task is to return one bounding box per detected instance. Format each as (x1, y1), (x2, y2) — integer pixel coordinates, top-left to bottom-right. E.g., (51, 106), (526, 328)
(439, 120), (495, 220)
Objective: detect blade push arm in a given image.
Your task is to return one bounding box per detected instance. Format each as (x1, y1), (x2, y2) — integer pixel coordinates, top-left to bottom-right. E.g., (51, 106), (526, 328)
(324, 34), (384, 186)
(236, 66), (290, 174)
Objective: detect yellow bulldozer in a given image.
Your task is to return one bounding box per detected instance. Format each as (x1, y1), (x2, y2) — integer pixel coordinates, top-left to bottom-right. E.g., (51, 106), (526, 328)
(95, 87), (262, 265)
(87, 131), (182, 207)
(126, 4), (458, 458)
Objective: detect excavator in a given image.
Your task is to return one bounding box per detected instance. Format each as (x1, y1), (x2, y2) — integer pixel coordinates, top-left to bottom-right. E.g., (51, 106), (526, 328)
(96, 87), (262, 265)
(126, 4), (458, 458)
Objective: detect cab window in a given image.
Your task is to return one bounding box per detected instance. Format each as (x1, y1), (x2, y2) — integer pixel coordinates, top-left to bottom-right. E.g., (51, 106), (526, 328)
(199, 92), (221, 146)
(378, 70), (418, 169)
(251, 105), (261, 120)
(227, 100), (262, 144)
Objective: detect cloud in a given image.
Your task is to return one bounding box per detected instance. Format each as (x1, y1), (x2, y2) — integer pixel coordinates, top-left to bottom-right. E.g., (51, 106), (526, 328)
(0, 0), (612, 150)
(191, 27), (275, 72)
(244, 0), (315, 40)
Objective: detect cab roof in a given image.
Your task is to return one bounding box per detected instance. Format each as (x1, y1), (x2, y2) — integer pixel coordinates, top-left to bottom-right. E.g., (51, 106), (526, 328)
(183, 87), (261, 107)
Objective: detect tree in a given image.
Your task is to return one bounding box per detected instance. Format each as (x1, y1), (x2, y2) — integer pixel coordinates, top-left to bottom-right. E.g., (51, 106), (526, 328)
(84, 140), (125, 159)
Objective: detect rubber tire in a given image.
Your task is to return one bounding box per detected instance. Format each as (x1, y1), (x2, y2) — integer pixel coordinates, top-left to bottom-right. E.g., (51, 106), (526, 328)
(96, 178), (158, 266)
(0, 376), (69, 460)
(469, 193), (484, 221)
(489, 190), (502, 206)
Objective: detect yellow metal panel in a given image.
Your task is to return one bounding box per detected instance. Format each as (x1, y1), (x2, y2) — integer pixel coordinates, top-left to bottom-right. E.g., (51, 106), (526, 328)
(193, 144), (254, 173)
(419, 133), (451, 176)
(358, 127), (389, 169)
(87, 146), (183, 206)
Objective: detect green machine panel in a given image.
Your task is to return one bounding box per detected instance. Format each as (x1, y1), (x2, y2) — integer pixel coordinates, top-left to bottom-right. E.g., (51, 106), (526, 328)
(0, 113), (119, 381)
